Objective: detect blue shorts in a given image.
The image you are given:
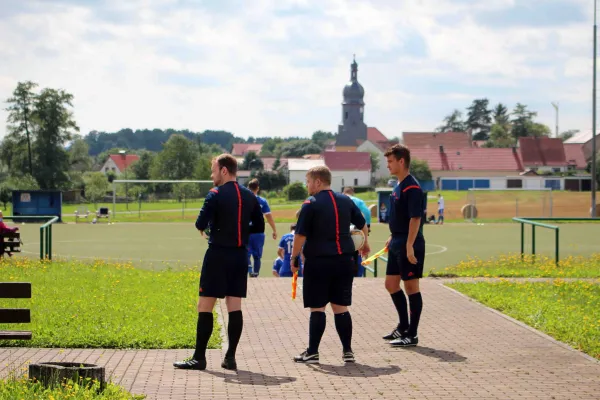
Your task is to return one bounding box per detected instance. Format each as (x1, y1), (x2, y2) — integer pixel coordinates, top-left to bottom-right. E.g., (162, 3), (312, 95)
(386, 237), (425, 281)
(248, 233), (265, 259)
(438, 209), (444, 215)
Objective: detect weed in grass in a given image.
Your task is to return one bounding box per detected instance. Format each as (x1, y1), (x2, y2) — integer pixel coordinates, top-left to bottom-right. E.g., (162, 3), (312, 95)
(0, 258), (221, 349)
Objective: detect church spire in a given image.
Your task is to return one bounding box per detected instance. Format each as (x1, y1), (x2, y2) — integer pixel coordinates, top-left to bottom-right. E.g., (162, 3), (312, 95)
(351, 54), (358, 81)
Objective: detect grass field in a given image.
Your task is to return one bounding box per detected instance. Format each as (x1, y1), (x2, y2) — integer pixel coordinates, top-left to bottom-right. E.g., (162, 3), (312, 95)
(0, 259), (221, 349)
(11, 221), (600, 273)
(448, 280), (600, 359)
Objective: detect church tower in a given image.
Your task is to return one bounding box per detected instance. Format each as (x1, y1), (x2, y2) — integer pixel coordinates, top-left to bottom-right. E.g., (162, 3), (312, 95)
(336, 56), (368, 150)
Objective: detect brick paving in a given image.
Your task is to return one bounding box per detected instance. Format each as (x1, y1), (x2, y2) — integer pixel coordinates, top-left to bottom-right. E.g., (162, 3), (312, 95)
(2, 278), (600, 399)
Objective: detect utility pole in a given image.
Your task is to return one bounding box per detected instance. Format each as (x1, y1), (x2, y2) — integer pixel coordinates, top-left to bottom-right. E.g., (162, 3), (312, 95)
(551, 102), (559, 138)
(592, 0), (598, 217)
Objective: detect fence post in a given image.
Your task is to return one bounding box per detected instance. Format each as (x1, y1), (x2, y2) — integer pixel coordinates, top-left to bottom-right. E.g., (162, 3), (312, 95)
(531, 224), (536, 262)
(555, 228), (559, 266)
(45, 226), (50, 259)
(520, 222), (524, 260)
(49, 224), (52, 260)
(550, 191), (553, 217)
(39, 227), (44, 260)
(374, 259), (378, 278)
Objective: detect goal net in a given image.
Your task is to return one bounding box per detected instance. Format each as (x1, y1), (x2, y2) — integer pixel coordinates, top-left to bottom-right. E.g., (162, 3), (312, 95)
(466, 188), (553, 222)
(110, 179), (214, 220)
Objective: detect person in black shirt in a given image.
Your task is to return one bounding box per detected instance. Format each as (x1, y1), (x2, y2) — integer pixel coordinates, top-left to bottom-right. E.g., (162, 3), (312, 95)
(291, 166), (370, 364)
(174, 154), (265, 371)
(381, 144), (426, 348)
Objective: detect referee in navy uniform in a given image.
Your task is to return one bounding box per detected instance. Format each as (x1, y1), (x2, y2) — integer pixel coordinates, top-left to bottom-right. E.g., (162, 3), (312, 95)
(381, 144), (426, 347)
(291, 166), (370, 364)
(174, 154), (265, 371)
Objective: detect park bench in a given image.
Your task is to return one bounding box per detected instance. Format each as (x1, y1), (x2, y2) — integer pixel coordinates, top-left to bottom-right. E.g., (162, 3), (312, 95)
(0, 282), (32, 341)
(0, 231), (22, 258)
(75, 206), (90, 223)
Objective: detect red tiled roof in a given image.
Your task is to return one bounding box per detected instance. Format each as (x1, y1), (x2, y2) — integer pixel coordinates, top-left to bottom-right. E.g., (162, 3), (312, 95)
(260, 157), (288, 170)
(518, 137), (567, 167)
(403, 132), (471, 149)
(367, 127), (388, 142)
(109, 154), (140, 172)
(231, 143), (263, 156)
(302, 154), (323, 160)
(324, 151), (371, 171)
(563, 143), (587, 169)
(410, 147), (524, 171)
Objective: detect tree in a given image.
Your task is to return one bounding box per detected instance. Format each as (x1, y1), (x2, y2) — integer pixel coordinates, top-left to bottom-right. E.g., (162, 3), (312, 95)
(311, 130), (336, 146)
(0, 184), (11, 210)
(559, 129), (579, 142)
(33, 87), (79, 189)
(511, 103), (536, 138)
(493, 103), (510, 126)
(272, 156), (281, 171)
(250, 170), (287, 191)
(150, 134), (198, 180)
(411, 158), (433, 182)
(0, 137), (30, 177)
(369, 152), (380, 177)
(131, 151), (155, 180)
(194, 155), (213, 180)
(436, 110), (466, 132)
(6, 174), (39, 190)
(283, 182), (308, 201)
(485, 124), (515, 148)
(466, 98), (492, 140)
(527, 122), (551, 137)
(278, 141), (322, 157)
(260, 138), (282, 156)
(241, 151), (264, 170)
(173, 182), (200, 203)
(5, 81), (38, 175)
(69, 136), (93, 172)
(84, 172), (110, 208)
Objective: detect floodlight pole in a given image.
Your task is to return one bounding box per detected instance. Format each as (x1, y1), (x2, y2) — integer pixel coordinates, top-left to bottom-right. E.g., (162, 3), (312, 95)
(551, 102), (559, 138)
(593, 0), (598, 217)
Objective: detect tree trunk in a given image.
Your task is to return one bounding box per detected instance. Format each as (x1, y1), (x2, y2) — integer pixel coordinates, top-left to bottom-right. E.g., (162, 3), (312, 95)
(29, 362), (105, 391)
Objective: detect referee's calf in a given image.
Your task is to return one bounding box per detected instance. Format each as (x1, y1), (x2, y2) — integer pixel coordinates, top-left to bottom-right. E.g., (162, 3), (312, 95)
(174, 154), (265, 371)
(291, 166), (370, 364)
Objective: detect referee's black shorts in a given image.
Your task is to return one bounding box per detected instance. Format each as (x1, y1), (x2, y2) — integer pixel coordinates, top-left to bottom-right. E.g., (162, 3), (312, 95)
(386, 236), (425, 281)
(303, 254), (354, 308)
(199, 245), (248, 298)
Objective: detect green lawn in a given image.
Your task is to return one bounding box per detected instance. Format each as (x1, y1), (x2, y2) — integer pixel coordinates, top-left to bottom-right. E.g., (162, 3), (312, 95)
(0, 377), (145, 400)
(0, 259), (220, 349)
(430, 254), (600, 278)
(448, 280), (600, 359)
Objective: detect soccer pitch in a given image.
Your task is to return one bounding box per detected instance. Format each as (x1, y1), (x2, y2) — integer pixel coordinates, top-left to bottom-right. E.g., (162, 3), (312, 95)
(12, 221), (599, 275)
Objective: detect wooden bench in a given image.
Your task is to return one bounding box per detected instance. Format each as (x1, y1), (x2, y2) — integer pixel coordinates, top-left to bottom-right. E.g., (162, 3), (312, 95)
(0, 282), (32, 340)
(1, 231), (22, 257)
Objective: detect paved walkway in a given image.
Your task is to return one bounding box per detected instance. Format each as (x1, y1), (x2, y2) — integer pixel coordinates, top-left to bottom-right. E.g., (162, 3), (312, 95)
(2, 278), (599, 399)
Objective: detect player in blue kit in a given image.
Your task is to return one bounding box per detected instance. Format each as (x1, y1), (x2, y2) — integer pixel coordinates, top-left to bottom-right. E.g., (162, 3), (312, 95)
(247, 179), (277, 277)
(274, 224), (303, 277)
(174, 154), (265, 371)
(381, 144), (426, 348)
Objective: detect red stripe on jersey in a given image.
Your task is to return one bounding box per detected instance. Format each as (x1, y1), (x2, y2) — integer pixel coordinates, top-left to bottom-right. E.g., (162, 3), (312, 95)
(327, 191), (342, 255)
(402, 185), (420, 193)
(209, 188), (219, 194)
(234, 182), (242, 247)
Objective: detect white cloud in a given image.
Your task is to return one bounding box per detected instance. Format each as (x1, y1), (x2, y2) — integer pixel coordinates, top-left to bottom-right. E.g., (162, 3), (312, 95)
(0, 0), (595, 141)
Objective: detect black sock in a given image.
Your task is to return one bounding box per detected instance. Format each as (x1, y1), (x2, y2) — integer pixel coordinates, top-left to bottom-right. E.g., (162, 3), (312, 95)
(225, 311), (243, 359)
(308, 311), (326, 355)
(193, 312), (213, 361)
(391, 290), (409, 332)
(407, 292), (423, 337)
(334, 312), (353, 353)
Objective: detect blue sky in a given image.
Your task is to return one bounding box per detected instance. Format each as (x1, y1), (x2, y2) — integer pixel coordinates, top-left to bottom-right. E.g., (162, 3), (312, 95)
(0, 0), (595, 140)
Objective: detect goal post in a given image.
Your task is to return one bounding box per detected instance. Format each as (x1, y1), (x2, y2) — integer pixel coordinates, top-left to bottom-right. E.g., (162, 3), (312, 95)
(111, 179), (214, 220)
(466, 188), (553, 222)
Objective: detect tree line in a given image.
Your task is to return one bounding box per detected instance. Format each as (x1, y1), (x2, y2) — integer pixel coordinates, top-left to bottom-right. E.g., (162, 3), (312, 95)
(436, 99), (579, 147)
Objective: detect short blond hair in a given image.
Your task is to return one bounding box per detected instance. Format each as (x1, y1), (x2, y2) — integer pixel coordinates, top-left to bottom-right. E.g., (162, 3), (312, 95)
(306, 166), (331, 185)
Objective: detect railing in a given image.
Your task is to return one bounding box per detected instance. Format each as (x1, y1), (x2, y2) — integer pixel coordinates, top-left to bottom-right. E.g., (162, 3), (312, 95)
(365, 256), (385, 278)
(512, 217), (599, 266)
(4, 216), (59, 260)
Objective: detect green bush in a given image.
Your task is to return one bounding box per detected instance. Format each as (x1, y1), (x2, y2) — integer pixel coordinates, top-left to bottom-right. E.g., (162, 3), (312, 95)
(283, 182), (307, 201)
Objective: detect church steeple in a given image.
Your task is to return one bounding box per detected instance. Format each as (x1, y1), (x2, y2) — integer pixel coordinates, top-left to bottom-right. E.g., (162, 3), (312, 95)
(336, 56), (368, 148)
(351, 54), (358, 81)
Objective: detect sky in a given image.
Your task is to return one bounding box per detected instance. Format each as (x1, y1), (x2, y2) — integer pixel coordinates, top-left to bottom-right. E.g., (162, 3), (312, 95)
(0, 0), (595, 140)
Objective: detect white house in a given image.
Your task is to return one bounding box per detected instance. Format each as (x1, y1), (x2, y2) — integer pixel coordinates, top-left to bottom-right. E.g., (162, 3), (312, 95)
(100, 153), (140, 175)
(356, 140), (389, 179)
(288, 159), (325, 184)
(324, 151), (371, 192)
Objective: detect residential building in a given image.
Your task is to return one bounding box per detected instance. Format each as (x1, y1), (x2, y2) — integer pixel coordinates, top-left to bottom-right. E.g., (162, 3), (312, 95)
(518, 137), (568, 173)
(288, 159), (325, 184)
(231, 143), (263, 157)
(100, 153), (140, 175)
(324, 151), (371, 191)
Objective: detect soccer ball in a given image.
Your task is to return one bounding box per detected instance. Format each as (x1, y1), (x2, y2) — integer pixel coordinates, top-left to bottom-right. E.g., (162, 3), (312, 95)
(350, 227), (365, 251)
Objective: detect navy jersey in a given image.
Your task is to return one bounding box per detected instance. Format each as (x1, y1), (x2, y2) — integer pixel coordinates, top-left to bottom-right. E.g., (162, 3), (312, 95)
(296, 190), (366, 258)
(388, 175), (425, 237)
(195, 181), (265, 247)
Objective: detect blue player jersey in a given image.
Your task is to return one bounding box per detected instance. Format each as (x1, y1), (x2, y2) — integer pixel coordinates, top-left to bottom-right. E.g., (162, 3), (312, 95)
(257, 196), (271, 214)
(388, 175), (425, 238)
(272, 257), (283, 274)
(278, 232), (303, 276)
